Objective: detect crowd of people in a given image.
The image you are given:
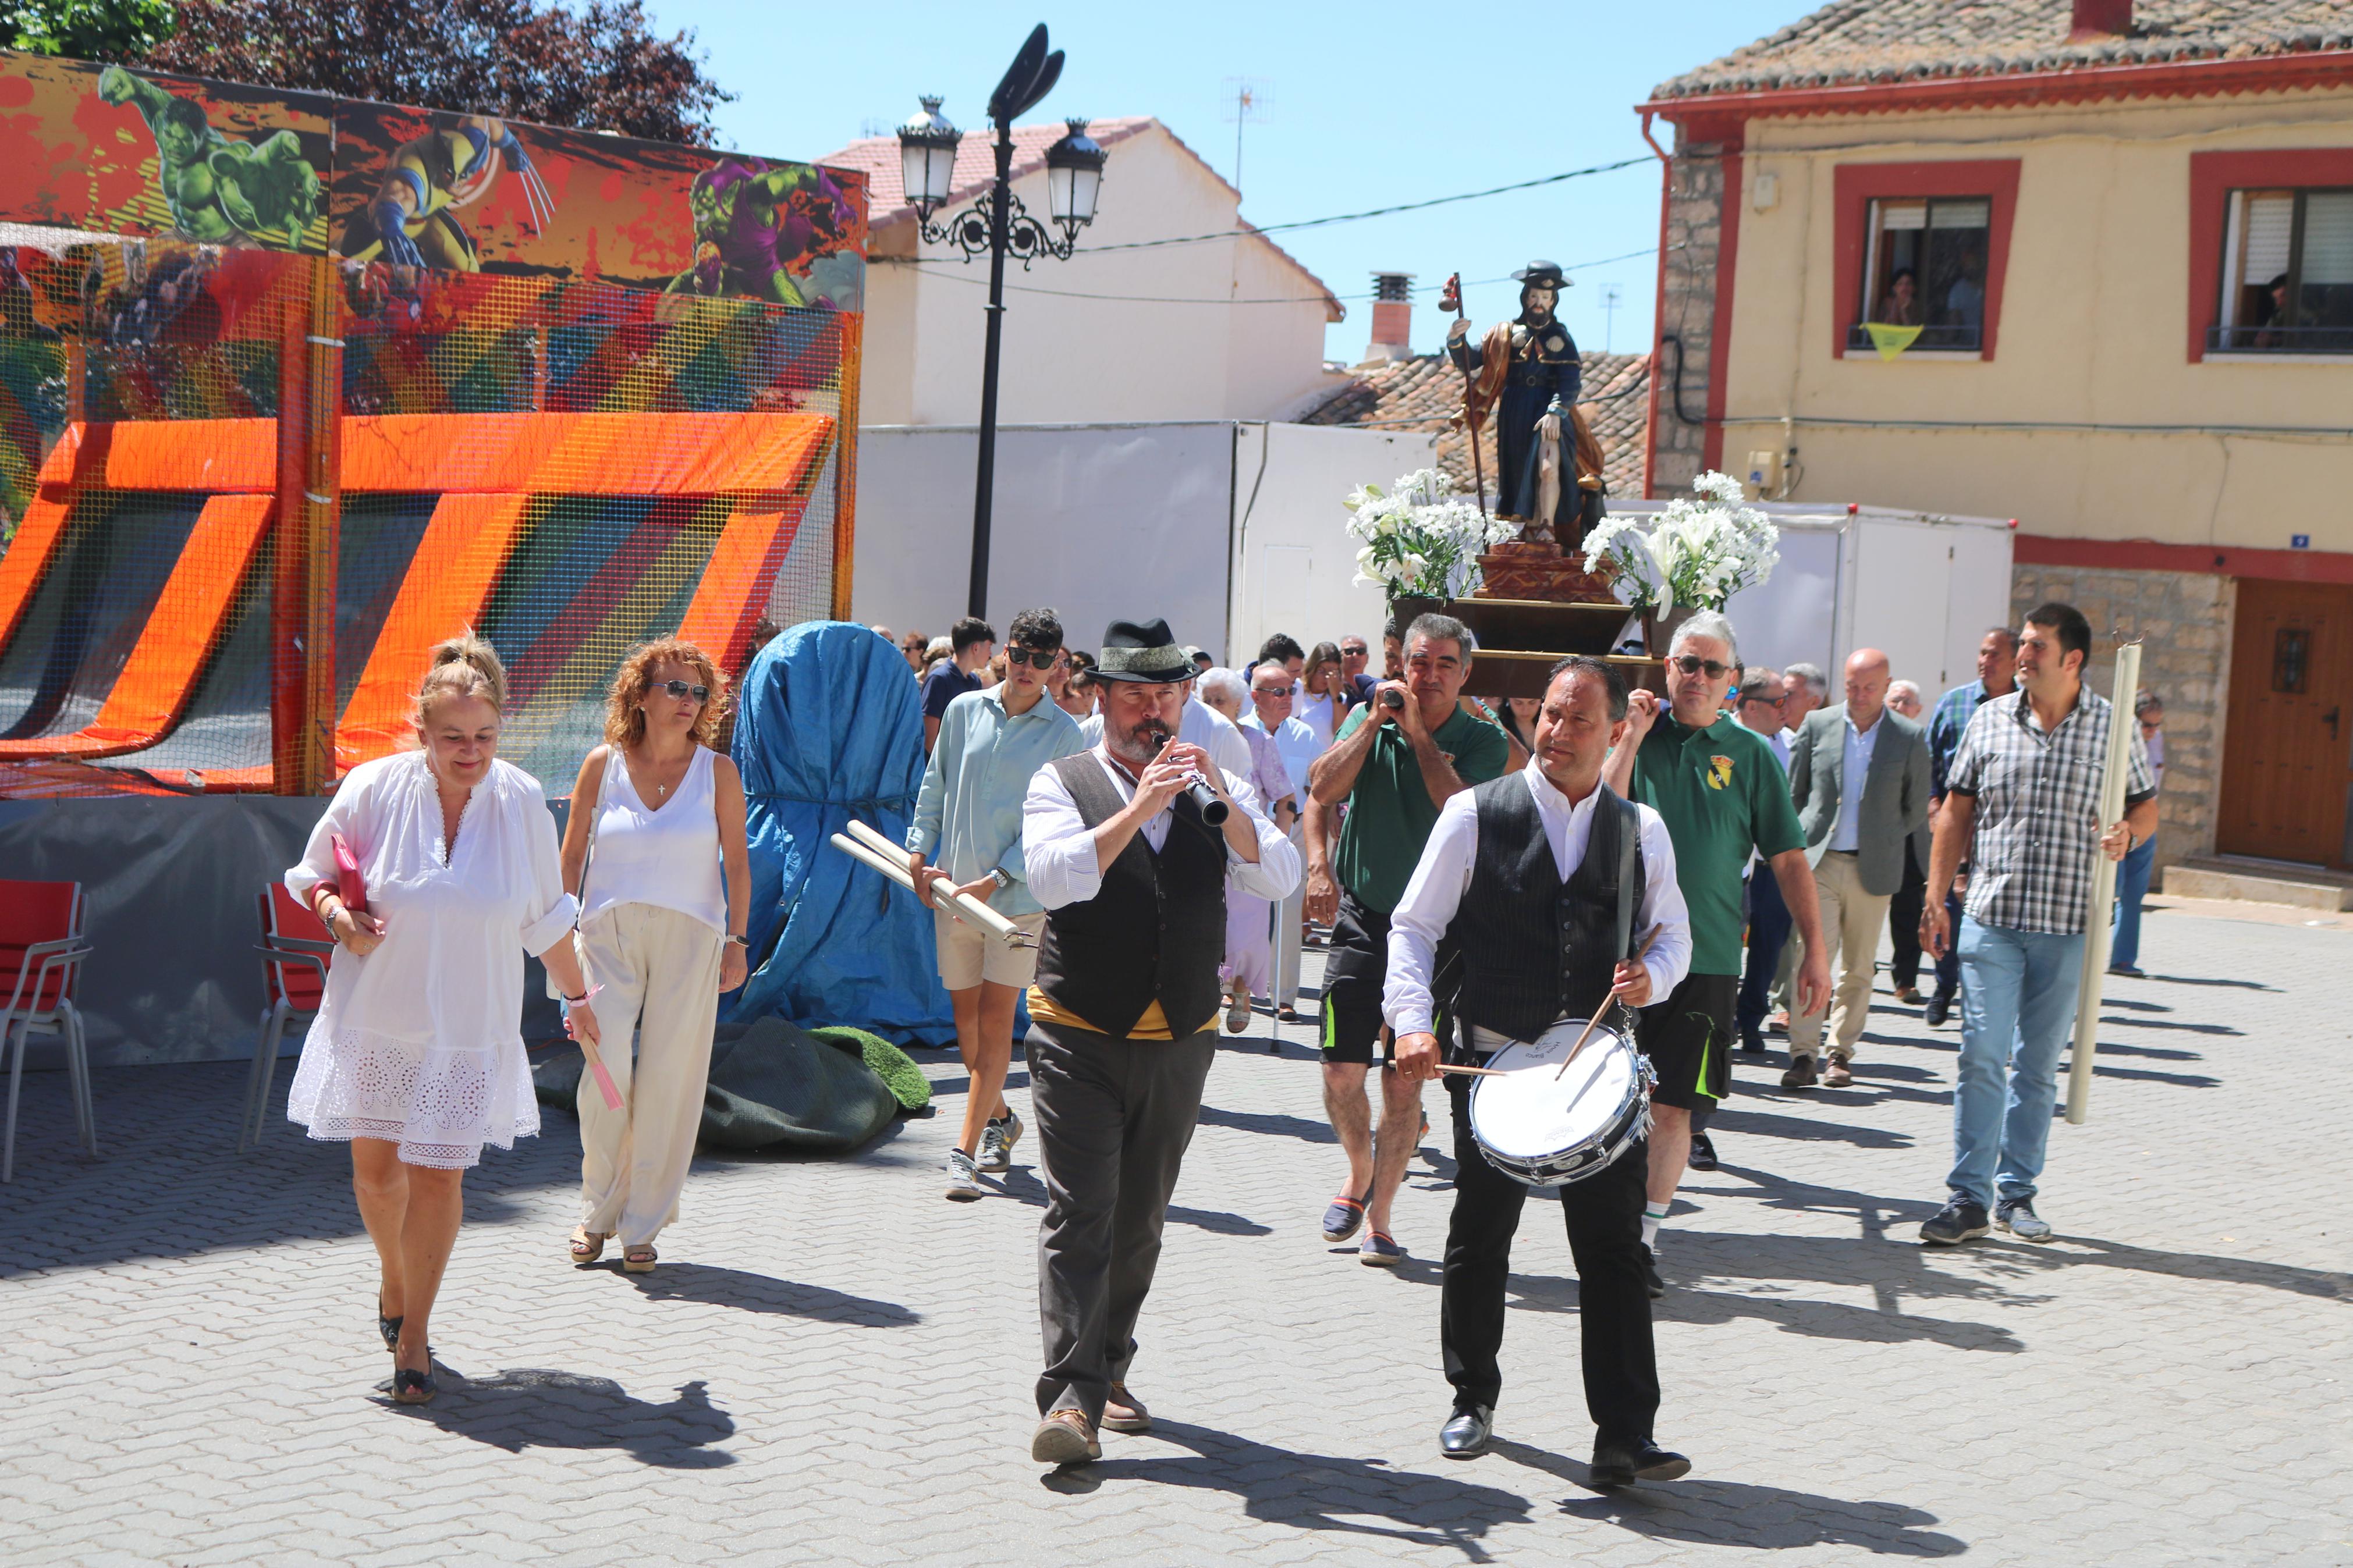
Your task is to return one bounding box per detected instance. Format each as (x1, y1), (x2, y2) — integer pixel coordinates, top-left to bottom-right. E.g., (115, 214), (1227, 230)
(275, 595), (2161, 1482)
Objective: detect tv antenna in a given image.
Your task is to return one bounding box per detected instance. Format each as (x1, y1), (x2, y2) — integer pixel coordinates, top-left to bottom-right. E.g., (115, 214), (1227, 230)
(1600, 283), (1623, 352)
(1221, 78), (1271, 200)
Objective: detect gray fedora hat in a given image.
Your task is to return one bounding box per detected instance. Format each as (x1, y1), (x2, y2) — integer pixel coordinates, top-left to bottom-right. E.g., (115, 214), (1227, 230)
(1093, 618), (1194, 684)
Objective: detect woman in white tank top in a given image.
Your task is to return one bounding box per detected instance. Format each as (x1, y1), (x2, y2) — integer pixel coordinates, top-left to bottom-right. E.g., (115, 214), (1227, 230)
(557, 639), (752, 1274)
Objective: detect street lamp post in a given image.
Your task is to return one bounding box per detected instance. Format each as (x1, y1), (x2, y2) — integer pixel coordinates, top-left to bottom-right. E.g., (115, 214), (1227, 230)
(898, 24), (1105, 618)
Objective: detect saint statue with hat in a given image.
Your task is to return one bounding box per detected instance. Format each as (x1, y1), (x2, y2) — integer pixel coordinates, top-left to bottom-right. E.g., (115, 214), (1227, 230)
(1446, 261), (1587, 550)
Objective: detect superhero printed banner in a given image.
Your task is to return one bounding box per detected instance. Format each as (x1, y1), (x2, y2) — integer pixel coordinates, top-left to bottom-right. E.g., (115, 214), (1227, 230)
(0, 53), (866, 310)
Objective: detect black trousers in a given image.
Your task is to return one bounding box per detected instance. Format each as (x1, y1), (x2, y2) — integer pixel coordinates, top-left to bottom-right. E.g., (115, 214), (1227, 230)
(1439, 1075), (1659, 1441)
(1030, 1019), (1216, 1427)
(1889, 838), (1927, 989)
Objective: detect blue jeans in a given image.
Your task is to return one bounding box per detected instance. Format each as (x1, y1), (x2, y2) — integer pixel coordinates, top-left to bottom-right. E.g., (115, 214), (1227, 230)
(1947, 916), (2085, 1210)
(2109, 834), (2157, 971)
(1736, 866), (1792, 1036)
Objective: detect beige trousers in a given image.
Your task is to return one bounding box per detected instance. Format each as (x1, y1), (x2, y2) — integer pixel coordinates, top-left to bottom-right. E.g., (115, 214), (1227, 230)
(1788, 851), (1890, 1062)
(577, 902), (725, 1247)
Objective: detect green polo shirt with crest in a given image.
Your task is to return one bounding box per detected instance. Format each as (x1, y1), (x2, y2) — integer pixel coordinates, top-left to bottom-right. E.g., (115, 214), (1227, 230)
(1627, 712), (1802, 976)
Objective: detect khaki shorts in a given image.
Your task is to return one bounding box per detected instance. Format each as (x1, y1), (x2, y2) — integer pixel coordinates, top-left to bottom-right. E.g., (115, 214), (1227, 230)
(935, 906), (1048, 990)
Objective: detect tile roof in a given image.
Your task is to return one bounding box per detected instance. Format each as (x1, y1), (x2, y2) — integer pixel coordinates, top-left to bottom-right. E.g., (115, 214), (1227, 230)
(1298, 351), (1652, 502)
(819, 116), (1340, 319)
(1653, 0), (2353, 99)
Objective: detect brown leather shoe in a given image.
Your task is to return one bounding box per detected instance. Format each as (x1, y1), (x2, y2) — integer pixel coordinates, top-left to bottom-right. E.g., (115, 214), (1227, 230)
(1030, 1409), (1101, 1466)
(1781, 1054), (1819, 1089)
(1823, 1057), (1854, 1089)
(1102, 1381), (1152, 1432)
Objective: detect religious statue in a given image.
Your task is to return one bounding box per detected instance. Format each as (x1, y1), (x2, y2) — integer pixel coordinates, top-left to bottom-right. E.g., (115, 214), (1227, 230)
(1446, 260), (1585, 549)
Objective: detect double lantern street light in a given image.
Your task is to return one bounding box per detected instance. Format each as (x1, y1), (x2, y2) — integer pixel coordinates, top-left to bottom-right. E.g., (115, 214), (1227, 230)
(897, 23), (1106, 618)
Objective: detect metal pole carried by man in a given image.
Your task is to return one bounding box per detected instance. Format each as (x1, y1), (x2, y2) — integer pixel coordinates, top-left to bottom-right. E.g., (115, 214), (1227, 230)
(1918, 604), (2155, 1246)
(1780, 649), (1932, 1090)
(1387, 656), (1692, 1483)
(1603, 611), (1830, 1293)
(1018, 618), (1299, 1467)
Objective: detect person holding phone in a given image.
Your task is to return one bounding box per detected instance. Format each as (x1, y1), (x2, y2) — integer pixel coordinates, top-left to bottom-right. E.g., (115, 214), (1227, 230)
(286, 636), (599, 1406)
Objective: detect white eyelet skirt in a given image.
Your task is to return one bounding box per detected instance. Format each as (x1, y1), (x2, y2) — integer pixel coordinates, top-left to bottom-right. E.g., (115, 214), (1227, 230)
(287, 1023), (540, 1169)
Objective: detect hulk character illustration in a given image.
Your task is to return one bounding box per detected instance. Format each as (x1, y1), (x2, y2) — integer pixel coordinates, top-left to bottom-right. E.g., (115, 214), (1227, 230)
(668, 158), (856, 306)
(344, 115), (556, 272)
(97, 66), (322, 250)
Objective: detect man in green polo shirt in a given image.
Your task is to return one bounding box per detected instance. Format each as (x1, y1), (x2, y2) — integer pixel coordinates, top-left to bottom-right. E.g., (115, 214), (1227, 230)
(1605, 610), (1829, 1296)
(1304, 611), (1509, 1267)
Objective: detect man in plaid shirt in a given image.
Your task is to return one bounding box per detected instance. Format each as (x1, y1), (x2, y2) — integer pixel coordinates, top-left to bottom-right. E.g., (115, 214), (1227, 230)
(1919, 603), (2155, 1246)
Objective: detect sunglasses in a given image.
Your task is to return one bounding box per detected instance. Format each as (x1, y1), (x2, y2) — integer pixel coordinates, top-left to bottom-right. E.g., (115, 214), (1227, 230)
(658, 680), (711, 703)
(1671, 654), (1733, 681)
(1005, 646), (1061, 669)
(1741, 691), (1786, 707)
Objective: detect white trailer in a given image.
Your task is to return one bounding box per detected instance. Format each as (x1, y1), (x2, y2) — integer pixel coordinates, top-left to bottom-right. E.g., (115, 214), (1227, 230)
(1604, 500), (2017, 694)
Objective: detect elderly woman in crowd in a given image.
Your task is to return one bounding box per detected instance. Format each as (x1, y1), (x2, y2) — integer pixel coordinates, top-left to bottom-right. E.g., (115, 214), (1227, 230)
(286, 635), (600, 1405)
(1199, 667), (1299, 1030)
(559, 639), (751, 1274)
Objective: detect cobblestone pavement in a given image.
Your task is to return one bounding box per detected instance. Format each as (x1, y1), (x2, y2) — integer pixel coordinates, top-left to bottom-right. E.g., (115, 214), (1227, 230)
(5, 900), (2350, 1567)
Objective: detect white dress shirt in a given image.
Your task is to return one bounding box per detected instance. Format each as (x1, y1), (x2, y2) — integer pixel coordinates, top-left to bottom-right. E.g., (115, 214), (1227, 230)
(1078, 696), (1254, 787)
(1023, 745), (1301, 911)
(1829, 710), (1882, 854)
(1383, 762), (1692, 1038)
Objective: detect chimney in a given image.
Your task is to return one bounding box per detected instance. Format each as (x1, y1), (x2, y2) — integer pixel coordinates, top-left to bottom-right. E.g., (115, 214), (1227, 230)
(1366, 272), (1413, 363)
(2070, 0), (2132, 39)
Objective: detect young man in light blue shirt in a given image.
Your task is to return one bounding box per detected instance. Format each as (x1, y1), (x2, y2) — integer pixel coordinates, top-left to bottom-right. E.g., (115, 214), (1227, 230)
(909, 606), (1089, 1200)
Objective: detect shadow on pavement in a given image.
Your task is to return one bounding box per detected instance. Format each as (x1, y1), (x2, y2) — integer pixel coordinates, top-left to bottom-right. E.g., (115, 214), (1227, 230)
(386, 1367), (736, 1468)
(1197, 1104), (1341, 1146)
(1488, 1438), (1968, 1556)
(592, 1260), (922, 1325)
(1042, 1417), (1534, 1557)
(985, 1166), (1270, 1236)
(1709, 1107), (1915, 1150)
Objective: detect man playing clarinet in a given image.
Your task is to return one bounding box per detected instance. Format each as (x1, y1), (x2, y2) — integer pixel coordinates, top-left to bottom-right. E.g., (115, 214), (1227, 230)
(1387, 656), (1694, 1484)
(1021, 617), (1300, 1467)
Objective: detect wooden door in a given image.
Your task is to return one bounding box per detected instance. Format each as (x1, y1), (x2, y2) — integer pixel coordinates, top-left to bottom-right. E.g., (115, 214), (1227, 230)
(2219, 580), (2353, 867)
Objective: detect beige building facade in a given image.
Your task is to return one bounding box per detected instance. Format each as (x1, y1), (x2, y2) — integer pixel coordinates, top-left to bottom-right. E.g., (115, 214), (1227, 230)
(1644, 0), (2353, 879)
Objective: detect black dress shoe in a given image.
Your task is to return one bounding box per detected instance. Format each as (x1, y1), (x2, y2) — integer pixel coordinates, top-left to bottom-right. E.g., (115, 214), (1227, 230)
(1642, 1246), (1665, 1299)
(1439, 1405), (1493, 1459)
(1589, 1435), (1691, 1487)
(1738, 1029), (1766, 1054)
(1686, 1132), (1718, 1172)
(1924, 991), (1953, 1027)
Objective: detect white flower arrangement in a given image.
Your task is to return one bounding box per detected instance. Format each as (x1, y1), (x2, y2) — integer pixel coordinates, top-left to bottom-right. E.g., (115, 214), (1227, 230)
(1343, 467), (1520, 602)
(1581, 470), (1780, 616)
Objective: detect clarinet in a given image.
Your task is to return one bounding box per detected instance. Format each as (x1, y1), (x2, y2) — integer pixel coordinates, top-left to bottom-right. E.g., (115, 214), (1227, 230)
(1151, 733), (1230, 826)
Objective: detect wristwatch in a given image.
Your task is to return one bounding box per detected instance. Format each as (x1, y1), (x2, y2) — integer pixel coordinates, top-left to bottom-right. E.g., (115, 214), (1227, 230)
(990, 867), (1013, 891)
(725, 934), (748, 947)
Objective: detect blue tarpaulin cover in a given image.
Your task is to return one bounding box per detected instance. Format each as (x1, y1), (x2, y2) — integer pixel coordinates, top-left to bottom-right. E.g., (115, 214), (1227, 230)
(726, 621), (954, 1046)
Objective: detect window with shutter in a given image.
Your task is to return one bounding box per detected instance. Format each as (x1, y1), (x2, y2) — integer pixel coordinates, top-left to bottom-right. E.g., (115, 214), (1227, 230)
(2215, 186), (2353, 352)
(1850, 195), (1992, 354)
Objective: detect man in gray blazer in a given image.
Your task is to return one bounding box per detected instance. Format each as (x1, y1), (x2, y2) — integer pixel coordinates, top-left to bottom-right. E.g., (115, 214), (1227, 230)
(1781, 649), (1933, 1088)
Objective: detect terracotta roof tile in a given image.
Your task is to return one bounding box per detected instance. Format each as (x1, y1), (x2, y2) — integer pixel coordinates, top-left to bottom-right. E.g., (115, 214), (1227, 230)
(1298, 351), (1652, 502)
(1653, 0), (2353, 99)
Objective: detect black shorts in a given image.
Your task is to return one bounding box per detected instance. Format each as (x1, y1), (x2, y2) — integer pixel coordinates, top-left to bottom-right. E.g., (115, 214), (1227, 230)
(1643, 972), (1737, 1109)
(1317, 891), (1392, 1067)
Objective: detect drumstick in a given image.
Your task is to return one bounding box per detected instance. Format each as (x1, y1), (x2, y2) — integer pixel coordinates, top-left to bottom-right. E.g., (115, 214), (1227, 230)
(1432, 1062), (1506, 1078)
(1555, 924), (1665, 1081)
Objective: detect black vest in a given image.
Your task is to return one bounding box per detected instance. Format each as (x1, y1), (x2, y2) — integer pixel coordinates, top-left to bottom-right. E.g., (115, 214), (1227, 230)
(1447, 775), (1642, 1043)
(1032, 752), (1229, 1040)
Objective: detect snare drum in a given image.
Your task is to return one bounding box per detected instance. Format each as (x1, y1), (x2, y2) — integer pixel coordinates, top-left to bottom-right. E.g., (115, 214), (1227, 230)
(1467, 1017), (1656, 1188)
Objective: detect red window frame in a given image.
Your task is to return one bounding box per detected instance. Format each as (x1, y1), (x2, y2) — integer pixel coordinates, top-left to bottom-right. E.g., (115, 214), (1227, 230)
(2187, 148), (2353, 362)
(1832, 159), (2021, 362)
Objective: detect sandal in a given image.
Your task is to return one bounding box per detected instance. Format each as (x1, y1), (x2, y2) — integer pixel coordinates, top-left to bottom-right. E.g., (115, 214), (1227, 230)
(376, 1290), (402, 1353)
(622, 1244), (658, 1274)
(569, 1228), (608, 1264)
(391, 1365), (436, 1405)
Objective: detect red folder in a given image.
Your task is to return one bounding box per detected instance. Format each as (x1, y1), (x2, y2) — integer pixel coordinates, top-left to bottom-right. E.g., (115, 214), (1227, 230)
(331, 833), (367, 915)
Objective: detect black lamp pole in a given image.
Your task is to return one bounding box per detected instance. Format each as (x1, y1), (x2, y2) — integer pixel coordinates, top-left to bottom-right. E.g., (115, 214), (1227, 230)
(968, 122), (1015, 619)
(899, 26), (1105, 621)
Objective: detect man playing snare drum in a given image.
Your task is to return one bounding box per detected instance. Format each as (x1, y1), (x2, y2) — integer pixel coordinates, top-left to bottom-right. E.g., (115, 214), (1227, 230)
(1388, 657), (1694, 1483)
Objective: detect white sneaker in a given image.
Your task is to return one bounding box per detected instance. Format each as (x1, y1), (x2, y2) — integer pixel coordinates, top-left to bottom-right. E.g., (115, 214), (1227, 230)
(978, 1112), (1021, 1173)
(944, 1147), (982, 1201)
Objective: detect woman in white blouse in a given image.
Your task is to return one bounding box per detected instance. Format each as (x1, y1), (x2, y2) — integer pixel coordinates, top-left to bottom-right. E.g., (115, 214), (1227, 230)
(1294, 642), (1350, 747)
(558, 640), (751, 1275)
(288, 637), (601, 1406)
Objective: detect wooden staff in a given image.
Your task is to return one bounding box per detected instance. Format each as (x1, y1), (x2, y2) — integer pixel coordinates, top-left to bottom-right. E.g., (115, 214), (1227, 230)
(835, 819), (1033, 948)
(2065, 639), (2144, 1125)
(1442, 272), (1488, 520)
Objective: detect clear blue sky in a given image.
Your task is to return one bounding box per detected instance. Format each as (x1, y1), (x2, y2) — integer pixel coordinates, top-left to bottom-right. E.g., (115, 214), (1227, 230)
(644, 1), (1801, 363)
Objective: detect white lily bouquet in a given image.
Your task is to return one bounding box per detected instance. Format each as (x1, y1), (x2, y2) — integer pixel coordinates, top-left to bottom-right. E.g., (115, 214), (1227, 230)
(1344, 467), (1520, 602)
(1581, 470), (1780, 615)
